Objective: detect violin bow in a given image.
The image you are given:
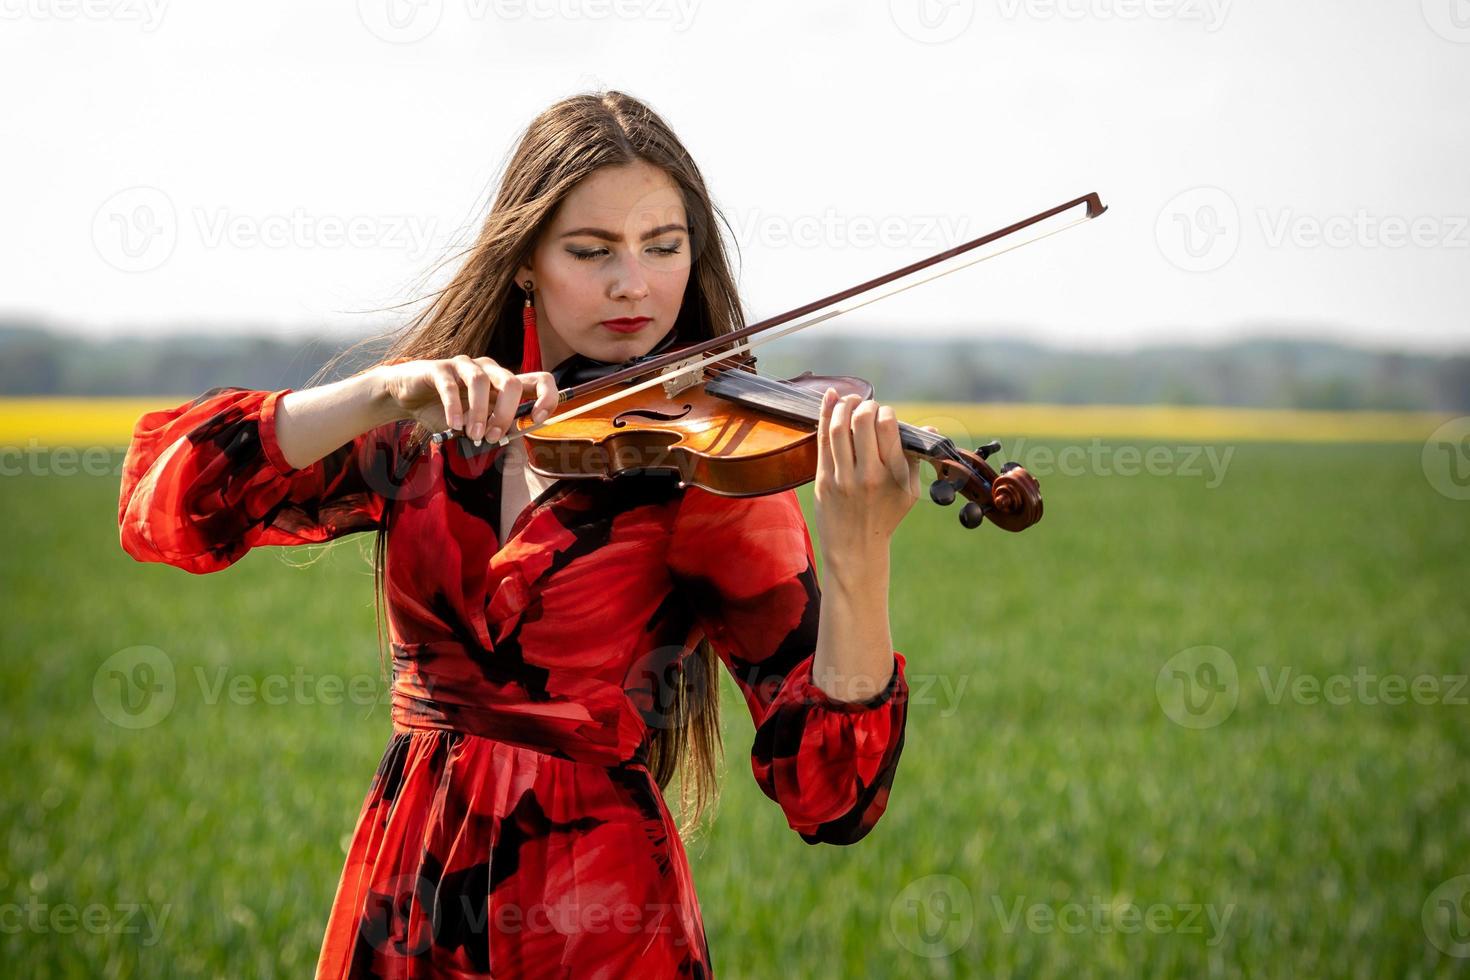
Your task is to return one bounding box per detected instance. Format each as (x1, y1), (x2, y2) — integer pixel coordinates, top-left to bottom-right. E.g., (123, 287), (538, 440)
(431, 191), (1107, 448)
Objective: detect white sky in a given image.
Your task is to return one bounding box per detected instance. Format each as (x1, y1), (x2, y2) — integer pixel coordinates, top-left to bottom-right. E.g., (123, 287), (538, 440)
(2, 0), (1467, 353)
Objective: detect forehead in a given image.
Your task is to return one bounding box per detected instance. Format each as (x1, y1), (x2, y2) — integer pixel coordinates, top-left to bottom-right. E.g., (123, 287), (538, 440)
(552, 161), (685, 231)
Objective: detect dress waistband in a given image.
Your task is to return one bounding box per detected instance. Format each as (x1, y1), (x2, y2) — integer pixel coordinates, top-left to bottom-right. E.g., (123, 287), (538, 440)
(390, 692), (652, 770)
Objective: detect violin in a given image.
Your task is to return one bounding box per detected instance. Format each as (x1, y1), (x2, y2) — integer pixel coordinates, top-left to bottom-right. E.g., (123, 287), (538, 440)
(430, 192), (1108, 532)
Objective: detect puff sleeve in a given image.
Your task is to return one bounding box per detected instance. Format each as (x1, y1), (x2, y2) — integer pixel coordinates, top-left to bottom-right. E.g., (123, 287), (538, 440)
(666, 486), (909, 845)
(118, 386), (404, 574)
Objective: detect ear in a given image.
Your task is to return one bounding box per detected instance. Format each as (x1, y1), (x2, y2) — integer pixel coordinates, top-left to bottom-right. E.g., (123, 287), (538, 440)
(514, 260), (534, 288)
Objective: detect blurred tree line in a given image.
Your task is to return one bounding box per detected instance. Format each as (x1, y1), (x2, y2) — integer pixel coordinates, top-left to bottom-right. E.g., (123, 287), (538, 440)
(2, 318), (1466, 411)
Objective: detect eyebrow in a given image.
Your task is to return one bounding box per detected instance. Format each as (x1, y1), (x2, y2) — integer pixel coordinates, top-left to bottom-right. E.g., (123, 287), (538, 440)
(558, 223), (688, 242)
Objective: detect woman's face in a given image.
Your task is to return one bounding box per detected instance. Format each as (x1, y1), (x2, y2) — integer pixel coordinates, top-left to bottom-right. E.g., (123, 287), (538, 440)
(516, 159), (692, 371)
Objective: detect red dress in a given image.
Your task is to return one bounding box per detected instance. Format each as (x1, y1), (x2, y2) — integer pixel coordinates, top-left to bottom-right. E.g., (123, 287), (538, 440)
(117, 385), (910, 978)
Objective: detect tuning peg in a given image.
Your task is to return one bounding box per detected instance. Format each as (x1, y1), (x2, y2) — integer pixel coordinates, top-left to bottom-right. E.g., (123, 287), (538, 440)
(999, 461), (1021, 474)
(929, 476), (964, 506)
(959, 501), (987, 528)
(976, 440), (1002, 459)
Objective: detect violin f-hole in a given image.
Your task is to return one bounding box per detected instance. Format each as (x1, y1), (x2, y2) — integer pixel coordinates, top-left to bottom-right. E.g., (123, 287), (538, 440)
(612, 404), (694, 428)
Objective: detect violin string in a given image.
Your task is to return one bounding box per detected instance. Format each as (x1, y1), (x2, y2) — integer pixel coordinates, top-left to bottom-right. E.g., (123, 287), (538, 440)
(711, 370), (966, 465)
(733, 379), (954, 459)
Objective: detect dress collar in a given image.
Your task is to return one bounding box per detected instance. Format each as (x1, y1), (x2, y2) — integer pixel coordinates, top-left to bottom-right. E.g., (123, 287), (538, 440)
(548, 327), (683, 388)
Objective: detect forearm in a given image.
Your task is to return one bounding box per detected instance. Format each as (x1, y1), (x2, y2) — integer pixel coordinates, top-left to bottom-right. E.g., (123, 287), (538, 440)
(273, 368), (403, 471)
(811, 544), (898, 702)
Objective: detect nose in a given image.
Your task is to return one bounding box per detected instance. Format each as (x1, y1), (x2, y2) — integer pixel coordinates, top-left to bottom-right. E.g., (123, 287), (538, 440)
(609, 253), (650, 302)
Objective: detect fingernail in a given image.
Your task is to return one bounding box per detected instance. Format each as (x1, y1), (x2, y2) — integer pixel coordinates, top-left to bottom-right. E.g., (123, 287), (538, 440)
(470, 422), (483, 441)
(486, 426), (502, 443)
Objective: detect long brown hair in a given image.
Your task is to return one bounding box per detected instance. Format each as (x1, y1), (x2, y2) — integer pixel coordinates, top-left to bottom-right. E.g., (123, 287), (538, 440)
(308, 90), (744, 846)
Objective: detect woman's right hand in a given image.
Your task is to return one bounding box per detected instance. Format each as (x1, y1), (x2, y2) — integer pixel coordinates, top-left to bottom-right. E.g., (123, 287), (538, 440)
(374, 355), (560, 445)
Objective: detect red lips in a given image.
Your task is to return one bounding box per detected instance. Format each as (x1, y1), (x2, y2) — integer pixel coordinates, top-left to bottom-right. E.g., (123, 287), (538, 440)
(601, 317), (651, 333)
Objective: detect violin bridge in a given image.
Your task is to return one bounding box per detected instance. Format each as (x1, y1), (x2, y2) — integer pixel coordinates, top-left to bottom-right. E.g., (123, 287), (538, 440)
(659, 357), (705, 398)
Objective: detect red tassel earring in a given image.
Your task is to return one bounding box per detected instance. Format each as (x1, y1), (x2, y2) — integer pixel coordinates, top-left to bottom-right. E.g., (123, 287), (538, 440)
(520, 279), (542, 374)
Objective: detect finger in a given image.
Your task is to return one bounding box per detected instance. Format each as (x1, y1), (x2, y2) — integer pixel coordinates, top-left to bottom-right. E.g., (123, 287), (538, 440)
(816, 387), (836, 486)
(850, 397), (884, 484)
(906, 426), (925, 497)
(483, 365), (523, 443)
(829, 393), (857, 487)
(876, 404), (909, 488)
(433, 364), (465, 432)
(524, 371), (559, 425)
(817, 387), (837, 484)
(920, 424), (942, 481)
(451, 355), (493, 443)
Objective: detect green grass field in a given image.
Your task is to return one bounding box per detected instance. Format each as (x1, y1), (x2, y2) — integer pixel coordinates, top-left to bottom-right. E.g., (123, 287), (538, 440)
(2, 431), (1468, 977)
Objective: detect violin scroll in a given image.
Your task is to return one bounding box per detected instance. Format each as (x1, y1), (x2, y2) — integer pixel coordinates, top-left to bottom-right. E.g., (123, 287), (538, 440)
(928, 444), (1043, 532)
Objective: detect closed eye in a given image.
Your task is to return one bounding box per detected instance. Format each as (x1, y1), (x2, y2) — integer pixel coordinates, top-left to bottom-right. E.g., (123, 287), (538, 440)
(568, 241), (684, 261)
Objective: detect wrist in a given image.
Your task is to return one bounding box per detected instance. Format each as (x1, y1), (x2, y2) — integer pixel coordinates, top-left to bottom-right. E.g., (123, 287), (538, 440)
(360, 366), (405, 427)
(820, 539), (890, 592)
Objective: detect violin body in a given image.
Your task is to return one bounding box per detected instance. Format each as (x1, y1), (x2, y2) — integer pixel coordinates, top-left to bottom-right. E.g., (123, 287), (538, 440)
(513, 367), (874, 498)
(480, 362), (1043, 532)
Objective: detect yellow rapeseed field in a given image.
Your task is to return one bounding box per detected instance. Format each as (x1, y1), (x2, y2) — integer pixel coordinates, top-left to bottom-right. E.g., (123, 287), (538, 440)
(0, 396), (1452, 446)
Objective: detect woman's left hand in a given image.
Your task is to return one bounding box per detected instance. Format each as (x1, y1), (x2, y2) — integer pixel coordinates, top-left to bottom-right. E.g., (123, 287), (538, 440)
(813, 387), (936, 559)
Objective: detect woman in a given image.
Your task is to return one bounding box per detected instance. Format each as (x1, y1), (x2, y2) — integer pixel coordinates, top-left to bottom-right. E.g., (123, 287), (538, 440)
(118, 90), (928, 978)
